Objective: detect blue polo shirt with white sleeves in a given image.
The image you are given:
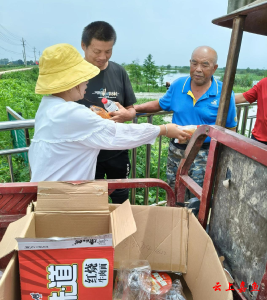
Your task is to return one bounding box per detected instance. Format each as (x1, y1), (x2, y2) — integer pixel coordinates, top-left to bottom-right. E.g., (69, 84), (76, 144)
(159, 76), (237, 144)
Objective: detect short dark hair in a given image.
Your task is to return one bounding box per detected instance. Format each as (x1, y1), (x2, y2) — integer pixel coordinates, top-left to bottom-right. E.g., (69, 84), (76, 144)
(82, 21), (117, 47)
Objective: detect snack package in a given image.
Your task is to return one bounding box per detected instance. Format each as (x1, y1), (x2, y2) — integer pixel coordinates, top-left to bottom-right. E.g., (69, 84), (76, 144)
(90, 105), (111, 119)
(150, 272), (172, 299)
(113, 260), (151, 300)
(151, 279), (187, 300)
(174, 125), (200, 144)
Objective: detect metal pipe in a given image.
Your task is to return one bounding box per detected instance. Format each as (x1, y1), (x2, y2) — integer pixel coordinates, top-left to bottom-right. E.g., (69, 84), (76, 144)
(130, 116), (138, 205)
(7, 155), (15, 182)
(136, 111), (172, 118)
(236, 106), (241, 129)
(156, 135), (162, 204)
(248, 118), (253, 137)
(144, 115), (153, 205)
(0, 147), (29, 156)
(0, 119), (35, 132)
(216, 16), (246, 127)
(241, 106), (249, 135)
(6, 106), (25, 120)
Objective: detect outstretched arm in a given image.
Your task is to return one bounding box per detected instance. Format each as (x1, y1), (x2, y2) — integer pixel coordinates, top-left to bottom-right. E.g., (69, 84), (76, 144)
(235, 93), (248, 104)
(134, 100), (162, 113)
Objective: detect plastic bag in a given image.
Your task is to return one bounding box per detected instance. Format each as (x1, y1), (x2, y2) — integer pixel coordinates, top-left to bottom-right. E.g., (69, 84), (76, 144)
(150, 272), (172, 299)
(174, 125), (200, 144)
(165, 279), (186, 300)
(152, 279), (186, 300)
(90, 105), (111, 119)
(113, 260), (151, 300)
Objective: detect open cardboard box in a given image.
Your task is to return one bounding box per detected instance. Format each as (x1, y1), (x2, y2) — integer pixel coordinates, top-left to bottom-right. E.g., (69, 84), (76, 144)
(0, 181), (233, 300)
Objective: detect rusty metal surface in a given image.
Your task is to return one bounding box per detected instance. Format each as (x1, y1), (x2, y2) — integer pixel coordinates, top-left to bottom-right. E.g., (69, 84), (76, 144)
(256, 263), (267, 300)
(213, 0), (267, 36)
(209, 146), (267, 300)
(216, 16), (246, 127)
(173, 125), (267, 299)
(175, 125), (267, 226)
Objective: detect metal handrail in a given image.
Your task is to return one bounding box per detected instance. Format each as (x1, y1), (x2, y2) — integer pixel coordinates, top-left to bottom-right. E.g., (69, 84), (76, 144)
(0, 103), (258, 203)
(0, 119), (35, 132)
(0, 147), (29, 156)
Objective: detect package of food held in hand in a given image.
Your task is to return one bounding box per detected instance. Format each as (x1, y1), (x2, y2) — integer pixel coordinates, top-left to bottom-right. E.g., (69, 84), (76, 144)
(174, 125), (200, 144)
(90, 105), (111, 119)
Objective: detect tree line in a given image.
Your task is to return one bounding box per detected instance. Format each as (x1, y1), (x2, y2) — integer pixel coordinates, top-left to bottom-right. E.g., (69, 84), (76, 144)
(122, 54), (186, 92)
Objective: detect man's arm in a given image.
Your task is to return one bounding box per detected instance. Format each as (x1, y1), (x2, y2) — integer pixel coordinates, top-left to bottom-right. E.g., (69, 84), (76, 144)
(134, 100), (162, 113)
(109, 105), (136, 123)
(235, 93), (248, 104)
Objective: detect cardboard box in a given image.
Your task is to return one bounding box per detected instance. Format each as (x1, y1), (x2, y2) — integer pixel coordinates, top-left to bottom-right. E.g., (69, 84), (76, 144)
(111, 204), (233, 300)
(0, 181), (136, 300)
(17, 235), (114, 300)
(0, 181), (233, 300)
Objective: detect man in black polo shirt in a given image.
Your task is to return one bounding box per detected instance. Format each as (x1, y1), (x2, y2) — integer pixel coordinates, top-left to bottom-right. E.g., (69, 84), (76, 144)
(78, 21), (136, 204)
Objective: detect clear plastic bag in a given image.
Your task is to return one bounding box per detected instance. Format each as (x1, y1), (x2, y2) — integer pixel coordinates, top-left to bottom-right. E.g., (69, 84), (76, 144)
(150, 272), (172, 299)
(165, 279), (186, 300)
(113, 260), (151, 300)
(152, 279), (187, 300)
(174, 125), (200, 144)
(90, 105), (111, 119)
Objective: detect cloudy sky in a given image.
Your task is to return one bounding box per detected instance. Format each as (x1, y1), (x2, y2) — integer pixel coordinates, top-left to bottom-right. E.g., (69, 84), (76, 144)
(0, 0), (266, 69)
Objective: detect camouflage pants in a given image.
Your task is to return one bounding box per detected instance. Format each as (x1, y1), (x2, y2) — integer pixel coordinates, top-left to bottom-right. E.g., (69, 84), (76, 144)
(166, 142), (209, 201)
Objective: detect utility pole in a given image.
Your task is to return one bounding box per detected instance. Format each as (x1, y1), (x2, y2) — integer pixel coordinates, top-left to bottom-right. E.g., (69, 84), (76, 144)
(33, 47), (36, 63)
(21, 38), (27, 67)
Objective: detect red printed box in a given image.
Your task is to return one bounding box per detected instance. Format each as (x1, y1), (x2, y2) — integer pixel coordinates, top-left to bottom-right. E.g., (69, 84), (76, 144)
(17, 235), (114, 300)
(0, 182), (136, 300)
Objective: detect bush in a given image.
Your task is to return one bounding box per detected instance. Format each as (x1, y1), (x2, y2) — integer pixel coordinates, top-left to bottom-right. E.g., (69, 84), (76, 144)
(0, 68), (41, 183)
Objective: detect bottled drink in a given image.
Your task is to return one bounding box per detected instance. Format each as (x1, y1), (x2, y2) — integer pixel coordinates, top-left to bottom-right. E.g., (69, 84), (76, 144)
(101, 98), (119, 112)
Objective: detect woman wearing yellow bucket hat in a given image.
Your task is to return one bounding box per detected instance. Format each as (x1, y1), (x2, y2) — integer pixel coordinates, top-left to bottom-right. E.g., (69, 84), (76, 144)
(29, 43), (191, 182)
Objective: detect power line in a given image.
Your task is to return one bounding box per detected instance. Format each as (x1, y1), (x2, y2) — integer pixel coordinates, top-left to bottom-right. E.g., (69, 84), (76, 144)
(26, 40), (34, 48)
(0, 24), (41, 63)
(0, 24), (21, 41)
(0, 45), (21, 55)
(0, 32), (21, 46)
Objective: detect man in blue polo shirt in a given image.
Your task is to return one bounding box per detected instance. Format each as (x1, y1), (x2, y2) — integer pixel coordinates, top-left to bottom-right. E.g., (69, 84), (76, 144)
(135, 46), (237, 199)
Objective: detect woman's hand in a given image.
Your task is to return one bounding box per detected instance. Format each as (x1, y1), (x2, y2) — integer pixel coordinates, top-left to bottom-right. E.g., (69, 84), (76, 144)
(159, 124), (192, 143)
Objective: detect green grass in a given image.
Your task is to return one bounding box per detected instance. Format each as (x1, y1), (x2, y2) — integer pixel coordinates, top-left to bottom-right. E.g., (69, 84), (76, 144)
(130, 98), (171, 204)
(0, 68), (42, 183)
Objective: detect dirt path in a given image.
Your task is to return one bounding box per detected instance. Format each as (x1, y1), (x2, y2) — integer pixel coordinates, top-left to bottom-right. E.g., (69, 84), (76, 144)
(0, 67), (33, 76)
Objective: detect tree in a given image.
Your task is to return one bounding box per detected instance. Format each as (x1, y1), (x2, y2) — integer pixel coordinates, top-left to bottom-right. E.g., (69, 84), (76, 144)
(128, 60), (142, 91)
(143, 54), (158, 92)
(0, 58), (9, 65)
(166, 64), (171, 70)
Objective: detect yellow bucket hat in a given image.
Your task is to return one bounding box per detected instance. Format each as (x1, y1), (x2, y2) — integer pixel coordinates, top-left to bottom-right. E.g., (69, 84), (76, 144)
(35, 43), (100, 94)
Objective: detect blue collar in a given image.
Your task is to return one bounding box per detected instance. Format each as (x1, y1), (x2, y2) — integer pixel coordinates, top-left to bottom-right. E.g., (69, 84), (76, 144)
(182, 76), (218, 98)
